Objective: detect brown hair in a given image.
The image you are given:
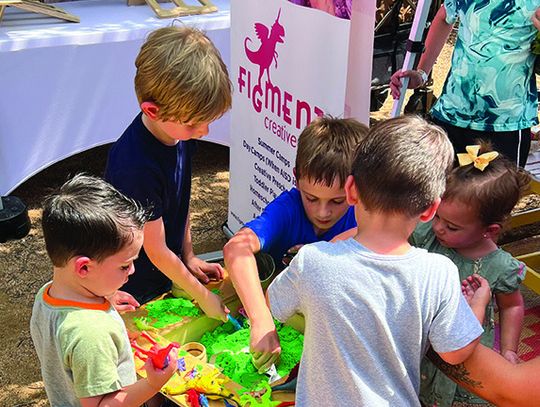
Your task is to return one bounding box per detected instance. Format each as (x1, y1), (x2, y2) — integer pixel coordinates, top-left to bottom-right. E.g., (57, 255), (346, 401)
(134, 26), (232, 124)
(295, 116), (369, 187)
(444, 141), (531, 226)
(351, 115), (454, 216)
(42, 174), (150, 267)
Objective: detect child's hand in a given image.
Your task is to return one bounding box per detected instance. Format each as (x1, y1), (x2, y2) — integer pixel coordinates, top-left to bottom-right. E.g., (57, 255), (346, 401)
(143, 349), (178, 392)
(389, 70), (426, 99)
(502, 349), (520, 364)
(107, 290), (140, 312)
(185, 255), (224, 284)
(250, 319), (281, 373)
(461, 274), (491, 308)
(198, 291), (229, 322)
(533, 7), (540, 32)
(282, 244), (303, 267)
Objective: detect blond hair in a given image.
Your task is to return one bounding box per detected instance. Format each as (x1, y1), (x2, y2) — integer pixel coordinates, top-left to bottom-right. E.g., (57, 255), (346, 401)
(135, 26), (232, 124)
(352, 115), (454, 216)
(295, 116), (369, 187)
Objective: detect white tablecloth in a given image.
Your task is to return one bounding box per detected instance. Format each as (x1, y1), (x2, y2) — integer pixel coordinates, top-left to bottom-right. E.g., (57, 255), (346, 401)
(0, 0), (231, 195)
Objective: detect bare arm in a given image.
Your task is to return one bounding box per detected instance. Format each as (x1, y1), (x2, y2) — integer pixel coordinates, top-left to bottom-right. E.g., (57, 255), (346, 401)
(496, 290), (524, 364)
(80, 356), (176, 407)
(80, 380), (159, 407)
(436, 274), (488, 365)
(223, 228), (281, 370)
(533, 7), (540, 31)
(461, 274), (490, 323)
(144, 218), (227, 321)
(437, 337), (480, 365)
(416, 5), (453, 75)
(181, 215), (224, 283)
(390, 5), (454, 98)
(428, 344), (539, 406)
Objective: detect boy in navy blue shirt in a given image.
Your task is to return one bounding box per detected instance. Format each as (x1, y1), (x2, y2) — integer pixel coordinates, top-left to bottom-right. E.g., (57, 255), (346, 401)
(223, 116), (368, 371)
(105, 26), (232, 322)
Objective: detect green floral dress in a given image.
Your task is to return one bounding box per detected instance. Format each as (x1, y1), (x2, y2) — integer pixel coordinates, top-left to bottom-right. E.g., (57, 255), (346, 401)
(411, 222), (526, 406)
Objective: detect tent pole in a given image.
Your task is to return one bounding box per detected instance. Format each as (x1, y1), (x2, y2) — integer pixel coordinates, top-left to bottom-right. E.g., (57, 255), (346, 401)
(390, 0), (433, 118)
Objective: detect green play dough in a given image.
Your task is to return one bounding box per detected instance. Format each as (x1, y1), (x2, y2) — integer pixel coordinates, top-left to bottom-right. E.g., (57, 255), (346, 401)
(133, 297), (201, 329)
(200, 320), (303, 391)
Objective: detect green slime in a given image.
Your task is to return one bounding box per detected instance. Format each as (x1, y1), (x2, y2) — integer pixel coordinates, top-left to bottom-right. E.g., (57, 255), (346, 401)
(133, 297), (201, 329)
(200, 320), (303, 391)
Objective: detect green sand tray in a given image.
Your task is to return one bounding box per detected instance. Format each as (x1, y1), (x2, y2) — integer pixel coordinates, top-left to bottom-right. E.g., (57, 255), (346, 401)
(121, 278), (241, 344)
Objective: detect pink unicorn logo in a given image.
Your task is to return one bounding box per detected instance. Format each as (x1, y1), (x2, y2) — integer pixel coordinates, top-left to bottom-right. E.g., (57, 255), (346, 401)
(244, 9), (286, 86)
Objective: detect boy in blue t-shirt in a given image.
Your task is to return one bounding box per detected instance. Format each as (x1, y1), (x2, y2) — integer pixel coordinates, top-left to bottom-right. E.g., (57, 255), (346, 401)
(223, 116), (368, 371)
(105, 26), (232, 321)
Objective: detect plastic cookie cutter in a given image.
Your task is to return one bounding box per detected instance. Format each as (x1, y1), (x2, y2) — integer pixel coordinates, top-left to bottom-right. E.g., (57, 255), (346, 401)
(131, 331), (179, 369)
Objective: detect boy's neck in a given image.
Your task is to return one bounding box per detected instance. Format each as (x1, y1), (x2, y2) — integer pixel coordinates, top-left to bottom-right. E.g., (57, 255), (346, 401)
(353, 206), (417, 255)
(48, 268), (107, 306)
(141, 112), (179, 146)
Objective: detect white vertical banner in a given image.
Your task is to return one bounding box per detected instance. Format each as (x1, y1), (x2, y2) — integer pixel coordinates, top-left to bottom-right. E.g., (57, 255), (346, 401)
(344, 0), (377, 123)
(227, 0), (375, 232)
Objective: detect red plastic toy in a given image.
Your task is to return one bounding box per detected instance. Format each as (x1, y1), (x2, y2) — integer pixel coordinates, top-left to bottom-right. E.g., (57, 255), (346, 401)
(185, 388), (201, 407)
(131, 331), (179, 369)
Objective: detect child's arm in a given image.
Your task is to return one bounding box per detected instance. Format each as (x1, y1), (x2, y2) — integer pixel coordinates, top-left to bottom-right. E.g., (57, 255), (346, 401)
(533, 7), (540, 31)
(437, 337), (481, 365)
(80, 354), (177, 407)
(436, 274), (490, 365)
(181, 216), (224, 283)
(223, 227), (281, 370)
(496, 290), (524, 364)
(106, 290), (140, 312)
(144, 218), (228, 322)
(461, 274), (491, 324)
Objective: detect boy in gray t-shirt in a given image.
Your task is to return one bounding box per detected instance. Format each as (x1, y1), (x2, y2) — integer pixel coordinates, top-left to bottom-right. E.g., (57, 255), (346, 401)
(267, 116), (486, 406)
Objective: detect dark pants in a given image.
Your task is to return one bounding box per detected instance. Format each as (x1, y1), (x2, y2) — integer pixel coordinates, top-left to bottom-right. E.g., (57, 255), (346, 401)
(431, 117), (531, 168)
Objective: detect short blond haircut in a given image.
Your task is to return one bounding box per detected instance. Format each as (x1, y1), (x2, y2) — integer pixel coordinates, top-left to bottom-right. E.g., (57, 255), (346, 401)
(135, 26), (232, 124)
(295, 116), (369, 188)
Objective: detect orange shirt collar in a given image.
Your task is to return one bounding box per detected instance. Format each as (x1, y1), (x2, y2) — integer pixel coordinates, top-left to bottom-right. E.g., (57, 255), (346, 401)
(43, 283), (111, 311)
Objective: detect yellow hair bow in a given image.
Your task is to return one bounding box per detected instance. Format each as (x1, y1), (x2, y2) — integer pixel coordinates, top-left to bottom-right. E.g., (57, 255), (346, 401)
(457, 145), (498, 171)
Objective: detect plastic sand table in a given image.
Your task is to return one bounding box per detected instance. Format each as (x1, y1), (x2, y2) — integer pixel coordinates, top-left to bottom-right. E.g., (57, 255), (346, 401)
(133, 298), (201, 329)
(200, 320), (303, 390)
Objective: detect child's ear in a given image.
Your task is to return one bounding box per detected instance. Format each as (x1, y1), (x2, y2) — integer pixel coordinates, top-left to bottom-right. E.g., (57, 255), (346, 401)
(485, 223), (502, 240)
(419, 198), (441, 223)
(74, 256), (92, 278)
(345, 175), (358, 205)
(141, 101), (160, 121)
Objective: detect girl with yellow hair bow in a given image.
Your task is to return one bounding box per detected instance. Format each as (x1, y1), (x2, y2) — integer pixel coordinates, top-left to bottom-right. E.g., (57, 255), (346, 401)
(411, 143), (531, 407)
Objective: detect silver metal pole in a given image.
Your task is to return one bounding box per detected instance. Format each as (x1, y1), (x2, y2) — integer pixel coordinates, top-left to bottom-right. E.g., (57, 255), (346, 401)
(390, 0), (433, 118)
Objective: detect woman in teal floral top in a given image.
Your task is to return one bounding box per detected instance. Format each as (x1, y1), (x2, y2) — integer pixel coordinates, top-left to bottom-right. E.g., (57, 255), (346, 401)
(391, 1), (540, 167)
